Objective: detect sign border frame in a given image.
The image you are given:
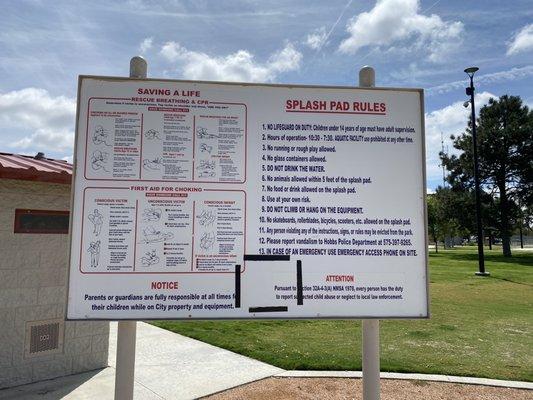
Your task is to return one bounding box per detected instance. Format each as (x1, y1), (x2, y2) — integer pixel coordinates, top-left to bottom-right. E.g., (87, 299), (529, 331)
(65, 75), (430, 321)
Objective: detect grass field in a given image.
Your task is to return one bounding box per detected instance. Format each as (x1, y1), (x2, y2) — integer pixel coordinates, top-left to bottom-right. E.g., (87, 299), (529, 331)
(152, 247), (533, 381)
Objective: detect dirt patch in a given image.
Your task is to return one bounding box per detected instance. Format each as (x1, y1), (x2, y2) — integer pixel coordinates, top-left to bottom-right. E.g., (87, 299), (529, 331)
(203, 377), (532, 400)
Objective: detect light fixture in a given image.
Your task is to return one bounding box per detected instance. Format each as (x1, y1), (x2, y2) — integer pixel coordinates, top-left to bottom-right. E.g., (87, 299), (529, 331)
(464, 66), (479, 77)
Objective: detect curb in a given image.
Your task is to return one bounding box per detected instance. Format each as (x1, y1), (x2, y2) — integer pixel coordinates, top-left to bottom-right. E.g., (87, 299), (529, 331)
(275, 371), (533, 390)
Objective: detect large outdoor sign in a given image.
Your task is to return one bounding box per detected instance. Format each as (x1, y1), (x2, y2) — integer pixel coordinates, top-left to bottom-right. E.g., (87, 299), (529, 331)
(66, 76), (428, 320)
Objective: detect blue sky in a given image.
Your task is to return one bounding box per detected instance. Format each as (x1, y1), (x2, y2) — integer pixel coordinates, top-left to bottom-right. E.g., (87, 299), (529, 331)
(1, 0), (532, 190)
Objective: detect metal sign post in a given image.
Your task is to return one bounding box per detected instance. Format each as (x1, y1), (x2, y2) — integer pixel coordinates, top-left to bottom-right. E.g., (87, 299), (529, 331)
(359, 65), (380, 400)
(113, 55), (147, 400)
(114, 320), (137, 400)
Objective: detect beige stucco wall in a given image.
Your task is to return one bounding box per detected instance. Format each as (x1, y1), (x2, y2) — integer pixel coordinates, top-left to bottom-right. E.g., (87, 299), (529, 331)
(0, 178), (109, 389)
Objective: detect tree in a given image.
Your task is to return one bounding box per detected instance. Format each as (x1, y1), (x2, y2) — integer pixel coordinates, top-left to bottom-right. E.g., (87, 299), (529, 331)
(442, 95), (532, 257)
(427, 187), (475, 251)
(427, 194), (440, 252)
(435, 186), (476, 240)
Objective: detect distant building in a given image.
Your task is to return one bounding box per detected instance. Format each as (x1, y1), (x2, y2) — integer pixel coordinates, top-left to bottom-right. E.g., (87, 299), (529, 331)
(0, 152), (109, 389)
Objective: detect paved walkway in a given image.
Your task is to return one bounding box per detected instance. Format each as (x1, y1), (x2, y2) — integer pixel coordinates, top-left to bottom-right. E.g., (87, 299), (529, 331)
(0, 322), (530, 399)
(0, 322), (282, 400)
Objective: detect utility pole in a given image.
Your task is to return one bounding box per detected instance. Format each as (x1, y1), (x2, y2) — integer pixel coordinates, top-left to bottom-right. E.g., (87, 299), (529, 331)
(464, 66), (489, 276)
(440, 131), (446, 187)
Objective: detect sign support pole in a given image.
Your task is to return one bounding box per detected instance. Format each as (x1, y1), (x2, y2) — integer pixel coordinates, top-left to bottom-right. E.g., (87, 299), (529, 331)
(359, 66), (381, 400)
(114, 56), (147, 400)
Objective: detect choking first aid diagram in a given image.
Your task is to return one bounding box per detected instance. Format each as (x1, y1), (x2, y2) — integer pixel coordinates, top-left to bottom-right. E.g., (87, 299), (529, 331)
(66, 75), (428, 320)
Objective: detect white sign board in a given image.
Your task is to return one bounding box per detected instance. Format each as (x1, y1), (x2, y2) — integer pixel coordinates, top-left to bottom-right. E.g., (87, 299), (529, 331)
(67, 76), (428, 320)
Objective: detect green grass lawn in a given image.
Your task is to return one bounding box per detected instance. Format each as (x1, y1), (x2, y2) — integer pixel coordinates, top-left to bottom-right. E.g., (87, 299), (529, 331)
(152, 247), (533, 381)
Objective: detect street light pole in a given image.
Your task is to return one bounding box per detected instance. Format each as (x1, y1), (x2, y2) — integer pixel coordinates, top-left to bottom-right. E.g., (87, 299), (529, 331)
(464, 67), (489, 276)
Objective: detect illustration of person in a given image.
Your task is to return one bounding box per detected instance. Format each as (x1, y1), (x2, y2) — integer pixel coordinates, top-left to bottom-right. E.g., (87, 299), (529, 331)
(197, 209), (216, 226)
(140, 225), (174, 243)
(142, 207), (162, 222)
(88, 209), (103, 236)
(200, 232), (216, 250)
(91, 150), (109, 172)
(92, 125), (111, 146)
(141, 249), (160, 266)
(142, 157), (163, 170)
(144, 129), (161, 140)
(88, 240), (100, 268)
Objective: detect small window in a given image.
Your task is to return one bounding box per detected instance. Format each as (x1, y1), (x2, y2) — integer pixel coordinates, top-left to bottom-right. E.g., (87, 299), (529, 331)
(14, 209), (70, 234)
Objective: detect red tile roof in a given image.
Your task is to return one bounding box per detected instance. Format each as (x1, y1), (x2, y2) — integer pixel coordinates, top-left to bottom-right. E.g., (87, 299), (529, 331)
(0, 152), (72, 184)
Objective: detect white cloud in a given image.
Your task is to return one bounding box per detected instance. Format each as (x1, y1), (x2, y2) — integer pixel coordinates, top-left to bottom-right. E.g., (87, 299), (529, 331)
(268, 44), (302, 73)
(424, 91), (496, 185)
(305, 27), (327, 50)
(159, 42), (302, 82)
(160, 41), (184, 61)
(339, 0), (463, 62)
(0, 88), (75, 153)
(139, 37), (153, 54)
(507, 23), (533, 55)
(14, 129), (74, 152)
(389, 62), (454, 83)
(427, 65), (533, 96)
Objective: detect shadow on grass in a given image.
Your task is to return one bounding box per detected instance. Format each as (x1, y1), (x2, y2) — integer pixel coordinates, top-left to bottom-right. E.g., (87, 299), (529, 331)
(488, 276), (533, 287)
(443, 251), (533, 267)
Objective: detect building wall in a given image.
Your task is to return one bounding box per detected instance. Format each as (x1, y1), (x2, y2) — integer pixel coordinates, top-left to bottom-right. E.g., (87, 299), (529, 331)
(0, 179), (109, 389)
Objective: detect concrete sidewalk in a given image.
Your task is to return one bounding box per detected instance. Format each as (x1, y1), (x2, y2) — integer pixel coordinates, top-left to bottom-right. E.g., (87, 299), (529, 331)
(277, 371), (533, 390)
(0, 322), (282, 400)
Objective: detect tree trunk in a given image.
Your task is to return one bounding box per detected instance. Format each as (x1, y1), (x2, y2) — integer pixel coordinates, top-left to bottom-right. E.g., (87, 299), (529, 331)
(435, 240), (438, 253)
(499, 183), (512, 257)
